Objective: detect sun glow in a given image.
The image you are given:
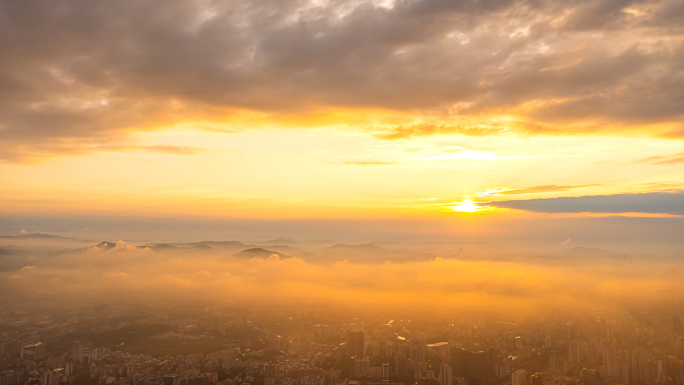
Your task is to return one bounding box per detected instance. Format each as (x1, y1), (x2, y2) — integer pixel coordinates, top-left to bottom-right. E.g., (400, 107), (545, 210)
(450, 199), (483, 213)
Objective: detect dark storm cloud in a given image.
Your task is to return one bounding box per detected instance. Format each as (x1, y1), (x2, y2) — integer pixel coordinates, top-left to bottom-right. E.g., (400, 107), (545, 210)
(490, 191), (684, 215)
(1, 0), (684, 160)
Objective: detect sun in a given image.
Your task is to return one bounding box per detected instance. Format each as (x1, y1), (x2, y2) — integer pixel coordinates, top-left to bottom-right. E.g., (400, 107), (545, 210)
(450, 199), (482, 213)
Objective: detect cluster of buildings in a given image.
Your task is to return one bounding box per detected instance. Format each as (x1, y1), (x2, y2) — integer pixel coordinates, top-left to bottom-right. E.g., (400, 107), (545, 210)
(335, 315), (684, 385)
(3, 300), (684, 385)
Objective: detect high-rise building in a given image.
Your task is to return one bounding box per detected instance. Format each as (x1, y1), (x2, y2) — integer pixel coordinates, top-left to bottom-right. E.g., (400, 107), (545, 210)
(369, 367), (383, 378)
(586, 342), (599, 365)
(21, 343), (45, 360)
(450, 348), (467, 377)
(347, 331), (365, 358)
(395, 352), (407, 377)
(606, 320), (615, 343)
(549, 354), (568, 376)
(418, 338), (427, 363)
(620, 361), (629, 385)
(164, 375), (181, 385)
(569, 340), (583, 363)
(502, 356), (513, 377)
(512, 369), (526, 385)
(582, 368), (598, 385)
(323, 370), (338, 385)
(605, 349), (617, 369)
(440, 364), (453, 385)
(410, 346), (421, 362)
(529, 373), (543, 385)
(383, 342), (394, 357)
(1, 370), (17, 385)
(367, 343), (380, 357)
(466, 349), (493, 385)
(265, 364), (276, 379)
(81, 349), (92, 364)
(353, 357), (370, 377)
(40, 370), (55, 385)
(72, 341), (82, 363)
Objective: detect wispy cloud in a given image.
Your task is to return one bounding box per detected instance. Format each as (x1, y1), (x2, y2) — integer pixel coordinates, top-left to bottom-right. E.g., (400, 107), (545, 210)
(338, 161), (397, 166)
(500, 184), (603, 195)
(473, 184), (602, 197)
(143, 145), (206, 155)
(372, 124), (501, 140)
(638, 152), (684, 165)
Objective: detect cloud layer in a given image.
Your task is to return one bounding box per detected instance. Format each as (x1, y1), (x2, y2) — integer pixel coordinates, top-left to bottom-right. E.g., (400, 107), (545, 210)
(2, 0), (684, 160)
(490, 191), (684, 215)
(3, 241), (684, 317)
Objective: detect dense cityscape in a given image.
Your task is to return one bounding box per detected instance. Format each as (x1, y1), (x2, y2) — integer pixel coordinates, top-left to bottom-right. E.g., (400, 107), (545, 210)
(2, 298), (684, 385)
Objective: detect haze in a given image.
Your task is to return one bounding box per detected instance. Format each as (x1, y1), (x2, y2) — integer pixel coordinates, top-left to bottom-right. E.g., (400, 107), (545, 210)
(1, 3), (684, 385)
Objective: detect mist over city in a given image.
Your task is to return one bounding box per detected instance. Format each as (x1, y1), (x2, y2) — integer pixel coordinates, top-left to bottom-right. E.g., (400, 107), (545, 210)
(1, 3), (684, 385)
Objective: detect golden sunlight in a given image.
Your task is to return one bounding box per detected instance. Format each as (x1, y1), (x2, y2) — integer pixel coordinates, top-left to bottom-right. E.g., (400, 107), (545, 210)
(3, 2), (684, 377)
(450, 199), (484, 213)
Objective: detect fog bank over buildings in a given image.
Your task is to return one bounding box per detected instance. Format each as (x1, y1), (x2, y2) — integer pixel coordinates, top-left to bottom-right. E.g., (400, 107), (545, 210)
(1, 234), (683, 319)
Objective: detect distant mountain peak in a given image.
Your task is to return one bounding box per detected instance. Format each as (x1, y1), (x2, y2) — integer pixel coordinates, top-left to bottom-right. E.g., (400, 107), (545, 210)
(232, 247), (290, 259)
(330, 243), (385, 250)
(264, 237), (298, 244)
(1, 232), (63, 239)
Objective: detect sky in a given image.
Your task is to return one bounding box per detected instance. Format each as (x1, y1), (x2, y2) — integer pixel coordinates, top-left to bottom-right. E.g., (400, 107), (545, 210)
(1, 0), (683, 244)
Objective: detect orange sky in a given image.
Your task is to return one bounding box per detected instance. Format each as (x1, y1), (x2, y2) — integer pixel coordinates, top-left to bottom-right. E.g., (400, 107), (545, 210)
(1, 0), (683, 241)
